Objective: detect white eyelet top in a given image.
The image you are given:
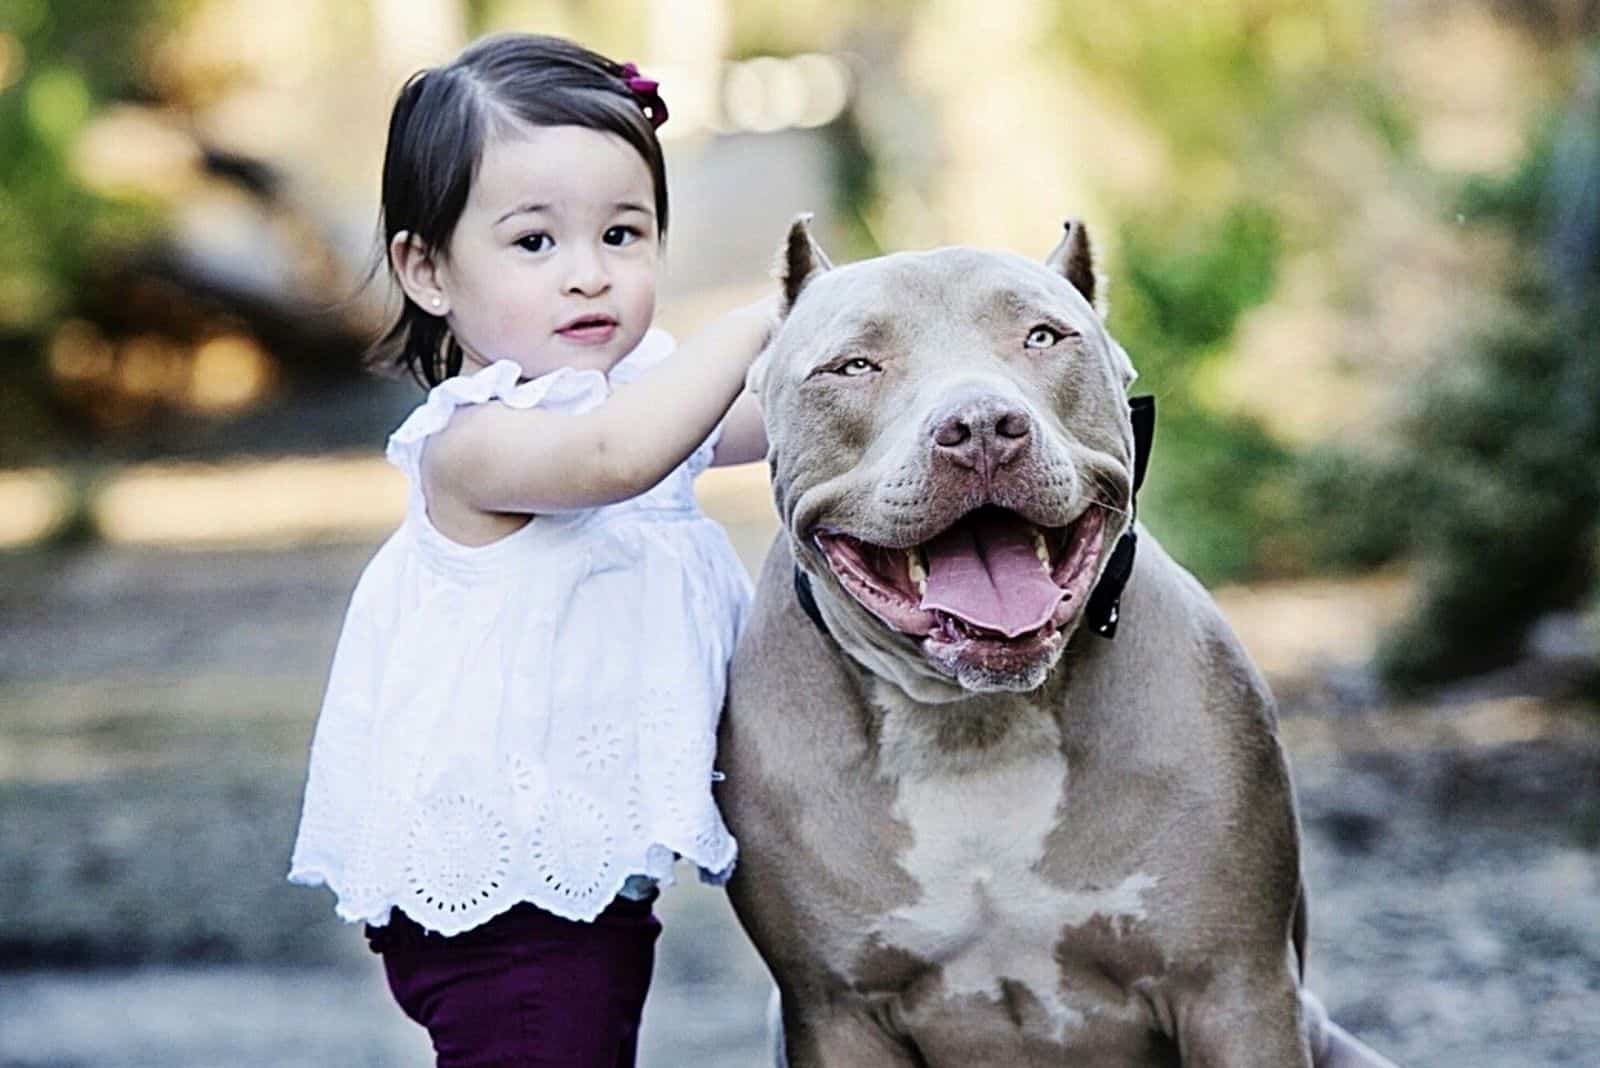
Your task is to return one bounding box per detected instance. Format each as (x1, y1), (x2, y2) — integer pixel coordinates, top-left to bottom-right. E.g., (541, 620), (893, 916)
(289, 329), (749, 933)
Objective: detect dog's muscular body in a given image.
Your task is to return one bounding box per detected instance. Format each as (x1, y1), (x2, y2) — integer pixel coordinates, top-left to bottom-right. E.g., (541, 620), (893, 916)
(718, 218), (1395, 1067)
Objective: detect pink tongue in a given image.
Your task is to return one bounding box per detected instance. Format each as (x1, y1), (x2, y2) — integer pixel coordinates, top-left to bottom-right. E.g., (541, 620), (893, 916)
(919, 512), (1065, 638)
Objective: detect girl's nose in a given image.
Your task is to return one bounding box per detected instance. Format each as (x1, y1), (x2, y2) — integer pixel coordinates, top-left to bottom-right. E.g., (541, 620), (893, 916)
(563, 246), (611, 297)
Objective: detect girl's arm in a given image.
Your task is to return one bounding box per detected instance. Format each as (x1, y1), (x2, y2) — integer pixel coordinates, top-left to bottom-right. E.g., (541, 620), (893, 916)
(710, 391), (769, 467)
(426, 297), (776, 514)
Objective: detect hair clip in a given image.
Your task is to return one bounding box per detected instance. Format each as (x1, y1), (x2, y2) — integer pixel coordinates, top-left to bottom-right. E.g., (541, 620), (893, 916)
(619, 61), (669, 130)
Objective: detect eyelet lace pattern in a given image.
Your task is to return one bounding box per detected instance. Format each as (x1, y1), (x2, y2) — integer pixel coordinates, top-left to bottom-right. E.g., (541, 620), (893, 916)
(288, 330), (747, 933)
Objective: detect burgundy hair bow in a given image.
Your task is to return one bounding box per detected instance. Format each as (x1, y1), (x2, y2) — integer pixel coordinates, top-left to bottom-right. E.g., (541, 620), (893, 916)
(619, 61), (669, 130)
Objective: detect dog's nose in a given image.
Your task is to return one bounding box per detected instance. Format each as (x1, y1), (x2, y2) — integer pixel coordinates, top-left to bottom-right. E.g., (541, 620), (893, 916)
(931, 399), (1033, 472)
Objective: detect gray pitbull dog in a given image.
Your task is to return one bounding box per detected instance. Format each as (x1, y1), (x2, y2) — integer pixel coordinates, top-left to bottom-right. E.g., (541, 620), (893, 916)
(718, 216), (1396, 1067)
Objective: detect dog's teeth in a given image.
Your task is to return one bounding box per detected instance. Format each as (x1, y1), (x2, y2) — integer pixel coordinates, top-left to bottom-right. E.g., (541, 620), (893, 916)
(1032, 529), (1051, 571)
(907, 551), (927, 588)
(917, 577), (928, 596)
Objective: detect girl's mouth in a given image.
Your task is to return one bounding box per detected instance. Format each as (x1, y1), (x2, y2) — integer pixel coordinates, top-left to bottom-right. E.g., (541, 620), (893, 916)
(556, 315), (618, 344)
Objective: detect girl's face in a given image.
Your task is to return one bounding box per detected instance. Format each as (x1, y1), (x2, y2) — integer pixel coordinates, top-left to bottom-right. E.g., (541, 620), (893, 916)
(432, 123), (661, 379)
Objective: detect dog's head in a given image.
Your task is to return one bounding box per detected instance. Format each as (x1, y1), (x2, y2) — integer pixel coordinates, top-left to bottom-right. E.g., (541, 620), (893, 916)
(754, 215), (1140, 704)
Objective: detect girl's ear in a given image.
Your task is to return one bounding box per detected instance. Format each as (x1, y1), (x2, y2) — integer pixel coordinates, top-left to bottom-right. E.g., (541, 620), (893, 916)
(390, 232), (449, 316)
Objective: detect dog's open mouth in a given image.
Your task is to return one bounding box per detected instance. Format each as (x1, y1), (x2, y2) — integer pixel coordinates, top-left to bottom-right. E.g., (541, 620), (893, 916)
(814, 505), (1106, 666)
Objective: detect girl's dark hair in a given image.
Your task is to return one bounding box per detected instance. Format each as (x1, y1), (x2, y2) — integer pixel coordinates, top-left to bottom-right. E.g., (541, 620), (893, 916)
(374, 33), (669, 388)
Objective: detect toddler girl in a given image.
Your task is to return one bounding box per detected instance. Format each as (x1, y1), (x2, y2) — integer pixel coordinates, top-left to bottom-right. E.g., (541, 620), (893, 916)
(289, 32), (773, 1067)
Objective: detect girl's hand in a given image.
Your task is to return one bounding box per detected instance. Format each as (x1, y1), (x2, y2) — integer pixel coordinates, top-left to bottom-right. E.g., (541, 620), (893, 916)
(706, 294), (781, 370)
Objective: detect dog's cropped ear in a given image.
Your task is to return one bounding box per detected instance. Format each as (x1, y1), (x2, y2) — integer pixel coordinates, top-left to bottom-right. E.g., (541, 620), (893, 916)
(776, 212), (834, 314)
(1045, 218), (1105, 317)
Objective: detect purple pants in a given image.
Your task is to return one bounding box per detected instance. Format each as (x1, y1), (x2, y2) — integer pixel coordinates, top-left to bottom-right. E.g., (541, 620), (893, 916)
(365, 895), (661, 1068)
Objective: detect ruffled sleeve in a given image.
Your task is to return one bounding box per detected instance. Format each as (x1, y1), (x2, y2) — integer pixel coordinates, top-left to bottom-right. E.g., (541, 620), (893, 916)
(384, 361), (606, 485)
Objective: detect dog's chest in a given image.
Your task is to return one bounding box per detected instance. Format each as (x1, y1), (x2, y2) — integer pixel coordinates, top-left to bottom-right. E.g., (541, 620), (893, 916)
(860, 754), (1158, 1040)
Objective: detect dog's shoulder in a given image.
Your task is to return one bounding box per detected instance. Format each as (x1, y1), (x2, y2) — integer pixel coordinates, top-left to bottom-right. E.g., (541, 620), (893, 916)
(1120, 534), (1302, 891)
(1122, 530), (1279, 733)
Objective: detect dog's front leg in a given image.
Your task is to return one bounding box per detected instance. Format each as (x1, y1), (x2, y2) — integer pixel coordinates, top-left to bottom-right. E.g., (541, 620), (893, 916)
(1172, 967), (1313, 1068)
(779, 998), (924, 1068)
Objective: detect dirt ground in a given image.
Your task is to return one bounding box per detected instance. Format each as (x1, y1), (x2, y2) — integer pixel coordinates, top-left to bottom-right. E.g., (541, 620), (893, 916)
(2, 500), (1597, 1066)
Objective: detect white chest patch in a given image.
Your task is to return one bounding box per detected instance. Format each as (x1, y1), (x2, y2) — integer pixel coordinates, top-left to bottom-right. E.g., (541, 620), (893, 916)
(867, 754), (1158, 1040)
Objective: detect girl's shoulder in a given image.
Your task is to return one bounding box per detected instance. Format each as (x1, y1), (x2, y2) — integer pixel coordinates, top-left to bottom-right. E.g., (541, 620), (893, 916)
(384, 329), (677, 474)
(386, 360), (602, 473)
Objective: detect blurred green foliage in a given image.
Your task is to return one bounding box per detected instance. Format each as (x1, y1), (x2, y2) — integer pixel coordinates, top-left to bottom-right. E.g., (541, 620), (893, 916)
(0, 0), (180, 459)
(1120, 202), (1281, 357)
(1301, 64), (1600, 690)
(1110, 203), (1294, 581)
(1294, 444), (1415, 573)
(1053, 4), (1599, 687)
(1050, 0), (1391, 166)
(1375, 281), (1598, 688)
(1046, 1), (1405, 583)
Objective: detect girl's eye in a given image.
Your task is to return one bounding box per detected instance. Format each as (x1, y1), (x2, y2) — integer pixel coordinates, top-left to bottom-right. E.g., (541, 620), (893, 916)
(835, 357), (879, 377)
(603, 225), (641, 247)
(1025, 325), (1066, 349)
(516, 233), (553, 253)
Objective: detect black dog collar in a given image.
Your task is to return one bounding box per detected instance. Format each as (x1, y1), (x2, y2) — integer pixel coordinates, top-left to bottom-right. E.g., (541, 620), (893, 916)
(795, 395), (1155, 643)
(1083, 394), (1154, 638)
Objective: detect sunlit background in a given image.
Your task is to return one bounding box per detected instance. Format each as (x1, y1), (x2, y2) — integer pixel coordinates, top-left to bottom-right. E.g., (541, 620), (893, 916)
(2, 2), (1597, 1065)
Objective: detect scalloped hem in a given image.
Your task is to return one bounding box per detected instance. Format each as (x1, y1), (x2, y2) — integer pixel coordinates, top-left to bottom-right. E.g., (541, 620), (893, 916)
(294, 869), (649, 932)
(698, 858), (736, 887)
(652, 830), (738, 889)
(288, 835), (736, 934)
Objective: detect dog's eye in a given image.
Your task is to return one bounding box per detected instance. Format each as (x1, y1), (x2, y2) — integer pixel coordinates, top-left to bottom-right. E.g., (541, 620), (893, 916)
(1025, 325), (1066, 349)
(835, 357), (879, 377)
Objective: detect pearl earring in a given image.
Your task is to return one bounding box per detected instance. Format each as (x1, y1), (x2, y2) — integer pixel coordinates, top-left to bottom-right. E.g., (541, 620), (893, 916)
(429, 297), (442, 308)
